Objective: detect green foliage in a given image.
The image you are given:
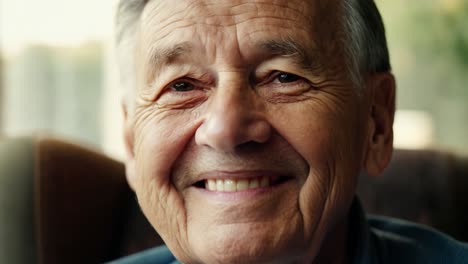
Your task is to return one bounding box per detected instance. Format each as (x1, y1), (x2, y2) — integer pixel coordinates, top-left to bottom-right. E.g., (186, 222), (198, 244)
(377, 0), (468, 153)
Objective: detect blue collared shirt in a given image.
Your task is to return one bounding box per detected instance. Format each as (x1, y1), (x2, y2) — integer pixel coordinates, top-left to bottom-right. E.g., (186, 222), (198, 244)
(108, 199), (468, 264)
(350, 199), (468, 264)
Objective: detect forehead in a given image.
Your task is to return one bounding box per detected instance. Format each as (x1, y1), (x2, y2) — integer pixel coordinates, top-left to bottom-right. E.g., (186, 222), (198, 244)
(134, 0), (345, 84)
(138, 0), (341, 43)
(141, 0), (315, 24)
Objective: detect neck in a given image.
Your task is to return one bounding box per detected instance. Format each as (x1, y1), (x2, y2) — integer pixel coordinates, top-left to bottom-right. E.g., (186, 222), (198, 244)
(312, 213), (351, 264)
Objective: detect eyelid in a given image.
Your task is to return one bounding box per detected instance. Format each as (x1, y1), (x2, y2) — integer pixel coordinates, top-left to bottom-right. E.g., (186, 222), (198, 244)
(255, 70), (277, 84)
(151, 64), (214, 89)
(256, 70), (302, 85)
(155, 77), (210, 107)
(166, 75), (211, 90)
(167, 77), (195, 89)
(158, 77), (214, 104)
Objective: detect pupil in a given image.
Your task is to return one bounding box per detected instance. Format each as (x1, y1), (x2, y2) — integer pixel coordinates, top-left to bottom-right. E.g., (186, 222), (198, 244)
(278, 73), (299, 83)
(173, 82), (192, 91)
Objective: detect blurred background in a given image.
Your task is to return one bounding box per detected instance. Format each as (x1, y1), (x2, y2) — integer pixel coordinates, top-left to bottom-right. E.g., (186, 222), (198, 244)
(0, 0), (467, 160)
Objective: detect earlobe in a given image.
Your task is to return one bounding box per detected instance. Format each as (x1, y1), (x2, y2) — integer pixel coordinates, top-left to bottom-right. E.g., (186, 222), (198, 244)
(364, 72), (396, 177)
(122, 99), (137, 190)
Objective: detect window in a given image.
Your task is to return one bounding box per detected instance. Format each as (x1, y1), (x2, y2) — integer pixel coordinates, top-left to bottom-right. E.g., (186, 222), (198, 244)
(0, 0), (124, 158)
(378, 0), (468, 154)
(1, 0), (467, 158)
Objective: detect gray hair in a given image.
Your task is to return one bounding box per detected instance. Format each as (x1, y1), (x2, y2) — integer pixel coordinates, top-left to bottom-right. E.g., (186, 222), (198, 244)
(115, 0), (148, 108)
(115, 0), (391, 99)
(342, 0), (391, 88)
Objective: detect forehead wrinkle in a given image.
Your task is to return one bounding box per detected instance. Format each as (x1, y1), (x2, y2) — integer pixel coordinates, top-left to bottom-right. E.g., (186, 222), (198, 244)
(146, 0), (311, 30)
(258, 39), (322, 74)
(144, 42), (194, 85)
(148, 42), (193, 69)
(138, 0), (333, 83)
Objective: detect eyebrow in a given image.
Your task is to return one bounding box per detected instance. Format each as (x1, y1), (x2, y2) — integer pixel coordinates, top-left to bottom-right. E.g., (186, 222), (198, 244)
(143, 41), (194, 84)
(258, 39), (321, 73)
(144, 39), (320, 83)
(147, 41), (193, 69)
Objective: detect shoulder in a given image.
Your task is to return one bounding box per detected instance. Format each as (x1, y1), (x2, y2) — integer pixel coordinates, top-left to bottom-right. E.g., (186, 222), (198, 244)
(368, 215), (468, 264)
(106, 245), (178, 264)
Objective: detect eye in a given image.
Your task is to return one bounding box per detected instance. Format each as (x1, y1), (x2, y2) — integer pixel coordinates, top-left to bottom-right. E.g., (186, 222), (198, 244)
(170, 81), (194, 92)
(155, 74), (212, 108)
(255, 70), (313, 101)
(275, 72), (300, 83)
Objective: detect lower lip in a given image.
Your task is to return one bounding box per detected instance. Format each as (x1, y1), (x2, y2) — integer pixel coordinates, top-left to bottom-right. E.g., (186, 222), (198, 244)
(191, 180), (294, 202)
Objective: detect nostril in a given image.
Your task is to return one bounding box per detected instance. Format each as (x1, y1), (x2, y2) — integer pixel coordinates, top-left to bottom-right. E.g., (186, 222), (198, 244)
(235, 141), (266, 152)
(194, 100), (272, 152)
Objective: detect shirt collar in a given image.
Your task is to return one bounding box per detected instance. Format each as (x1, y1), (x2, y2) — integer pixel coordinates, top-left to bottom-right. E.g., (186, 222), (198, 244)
(349, 197), (380, 264)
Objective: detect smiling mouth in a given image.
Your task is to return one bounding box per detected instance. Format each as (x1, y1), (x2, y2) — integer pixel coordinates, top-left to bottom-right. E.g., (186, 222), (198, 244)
(193, 176), (293, 192)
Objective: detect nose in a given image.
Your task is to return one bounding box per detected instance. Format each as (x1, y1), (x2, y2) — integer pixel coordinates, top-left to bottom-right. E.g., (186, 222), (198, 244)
(195, 84), (271, 152)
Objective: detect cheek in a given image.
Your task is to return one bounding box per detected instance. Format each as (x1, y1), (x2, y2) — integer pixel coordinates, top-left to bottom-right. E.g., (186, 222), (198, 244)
(134, 109), (203, 185)
(269, 109), (334, 237)
(132, 108), (203, 261)
(267, 101), (363, 237)
(269, 99), (365, 178)
(268, 103), (338, 176)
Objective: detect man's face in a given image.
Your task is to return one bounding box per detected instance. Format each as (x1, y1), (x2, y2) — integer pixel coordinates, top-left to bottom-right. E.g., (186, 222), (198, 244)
(125, 0), (386, 263)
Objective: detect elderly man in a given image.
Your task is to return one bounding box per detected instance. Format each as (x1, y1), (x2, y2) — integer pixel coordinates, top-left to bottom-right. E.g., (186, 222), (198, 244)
(112, 0), (468, 263)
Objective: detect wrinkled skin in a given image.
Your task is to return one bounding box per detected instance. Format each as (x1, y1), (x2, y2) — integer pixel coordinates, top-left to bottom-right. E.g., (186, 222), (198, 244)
(123, 0), (395, 263)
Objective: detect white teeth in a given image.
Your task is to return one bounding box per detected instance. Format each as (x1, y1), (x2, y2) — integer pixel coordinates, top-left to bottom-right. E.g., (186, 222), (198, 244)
(204, 177), (276, 192)
(207, 180), (216, 191)
(249, 179), (259, 189)
(216, 179), (224, 191)
(260, 176), (269, 187)
(236, 179), (249, 191)
(224, 179), (236, 192)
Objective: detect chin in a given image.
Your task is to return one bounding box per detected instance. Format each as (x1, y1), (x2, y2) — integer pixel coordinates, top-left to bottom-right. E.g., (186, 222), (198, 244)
(182, 221), (308, 264)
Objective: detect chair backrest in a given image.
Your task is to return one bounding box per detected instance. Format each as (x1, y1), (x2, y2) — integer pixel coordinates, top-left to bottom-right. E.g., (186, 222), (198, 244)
(0, 137), (163, 264)
(1, 137), (467, 263)
(33, 138), (134, 263)
(357, 149), (468, 242)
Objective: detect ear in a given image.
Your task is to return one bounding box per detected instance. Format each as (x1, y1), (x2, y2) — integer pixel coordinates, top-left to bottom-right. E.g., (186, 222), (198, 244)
(364, 72), (396, 177)
(122, 99), (137, 190)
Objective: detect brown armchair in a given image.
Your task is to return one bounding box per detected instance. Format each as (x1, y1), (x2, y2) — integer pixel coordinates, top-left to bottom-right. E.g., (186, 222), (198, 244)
(357, 148), (468, 242)
(0, 137), (162, 264)
(0, 137), (467, 263)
